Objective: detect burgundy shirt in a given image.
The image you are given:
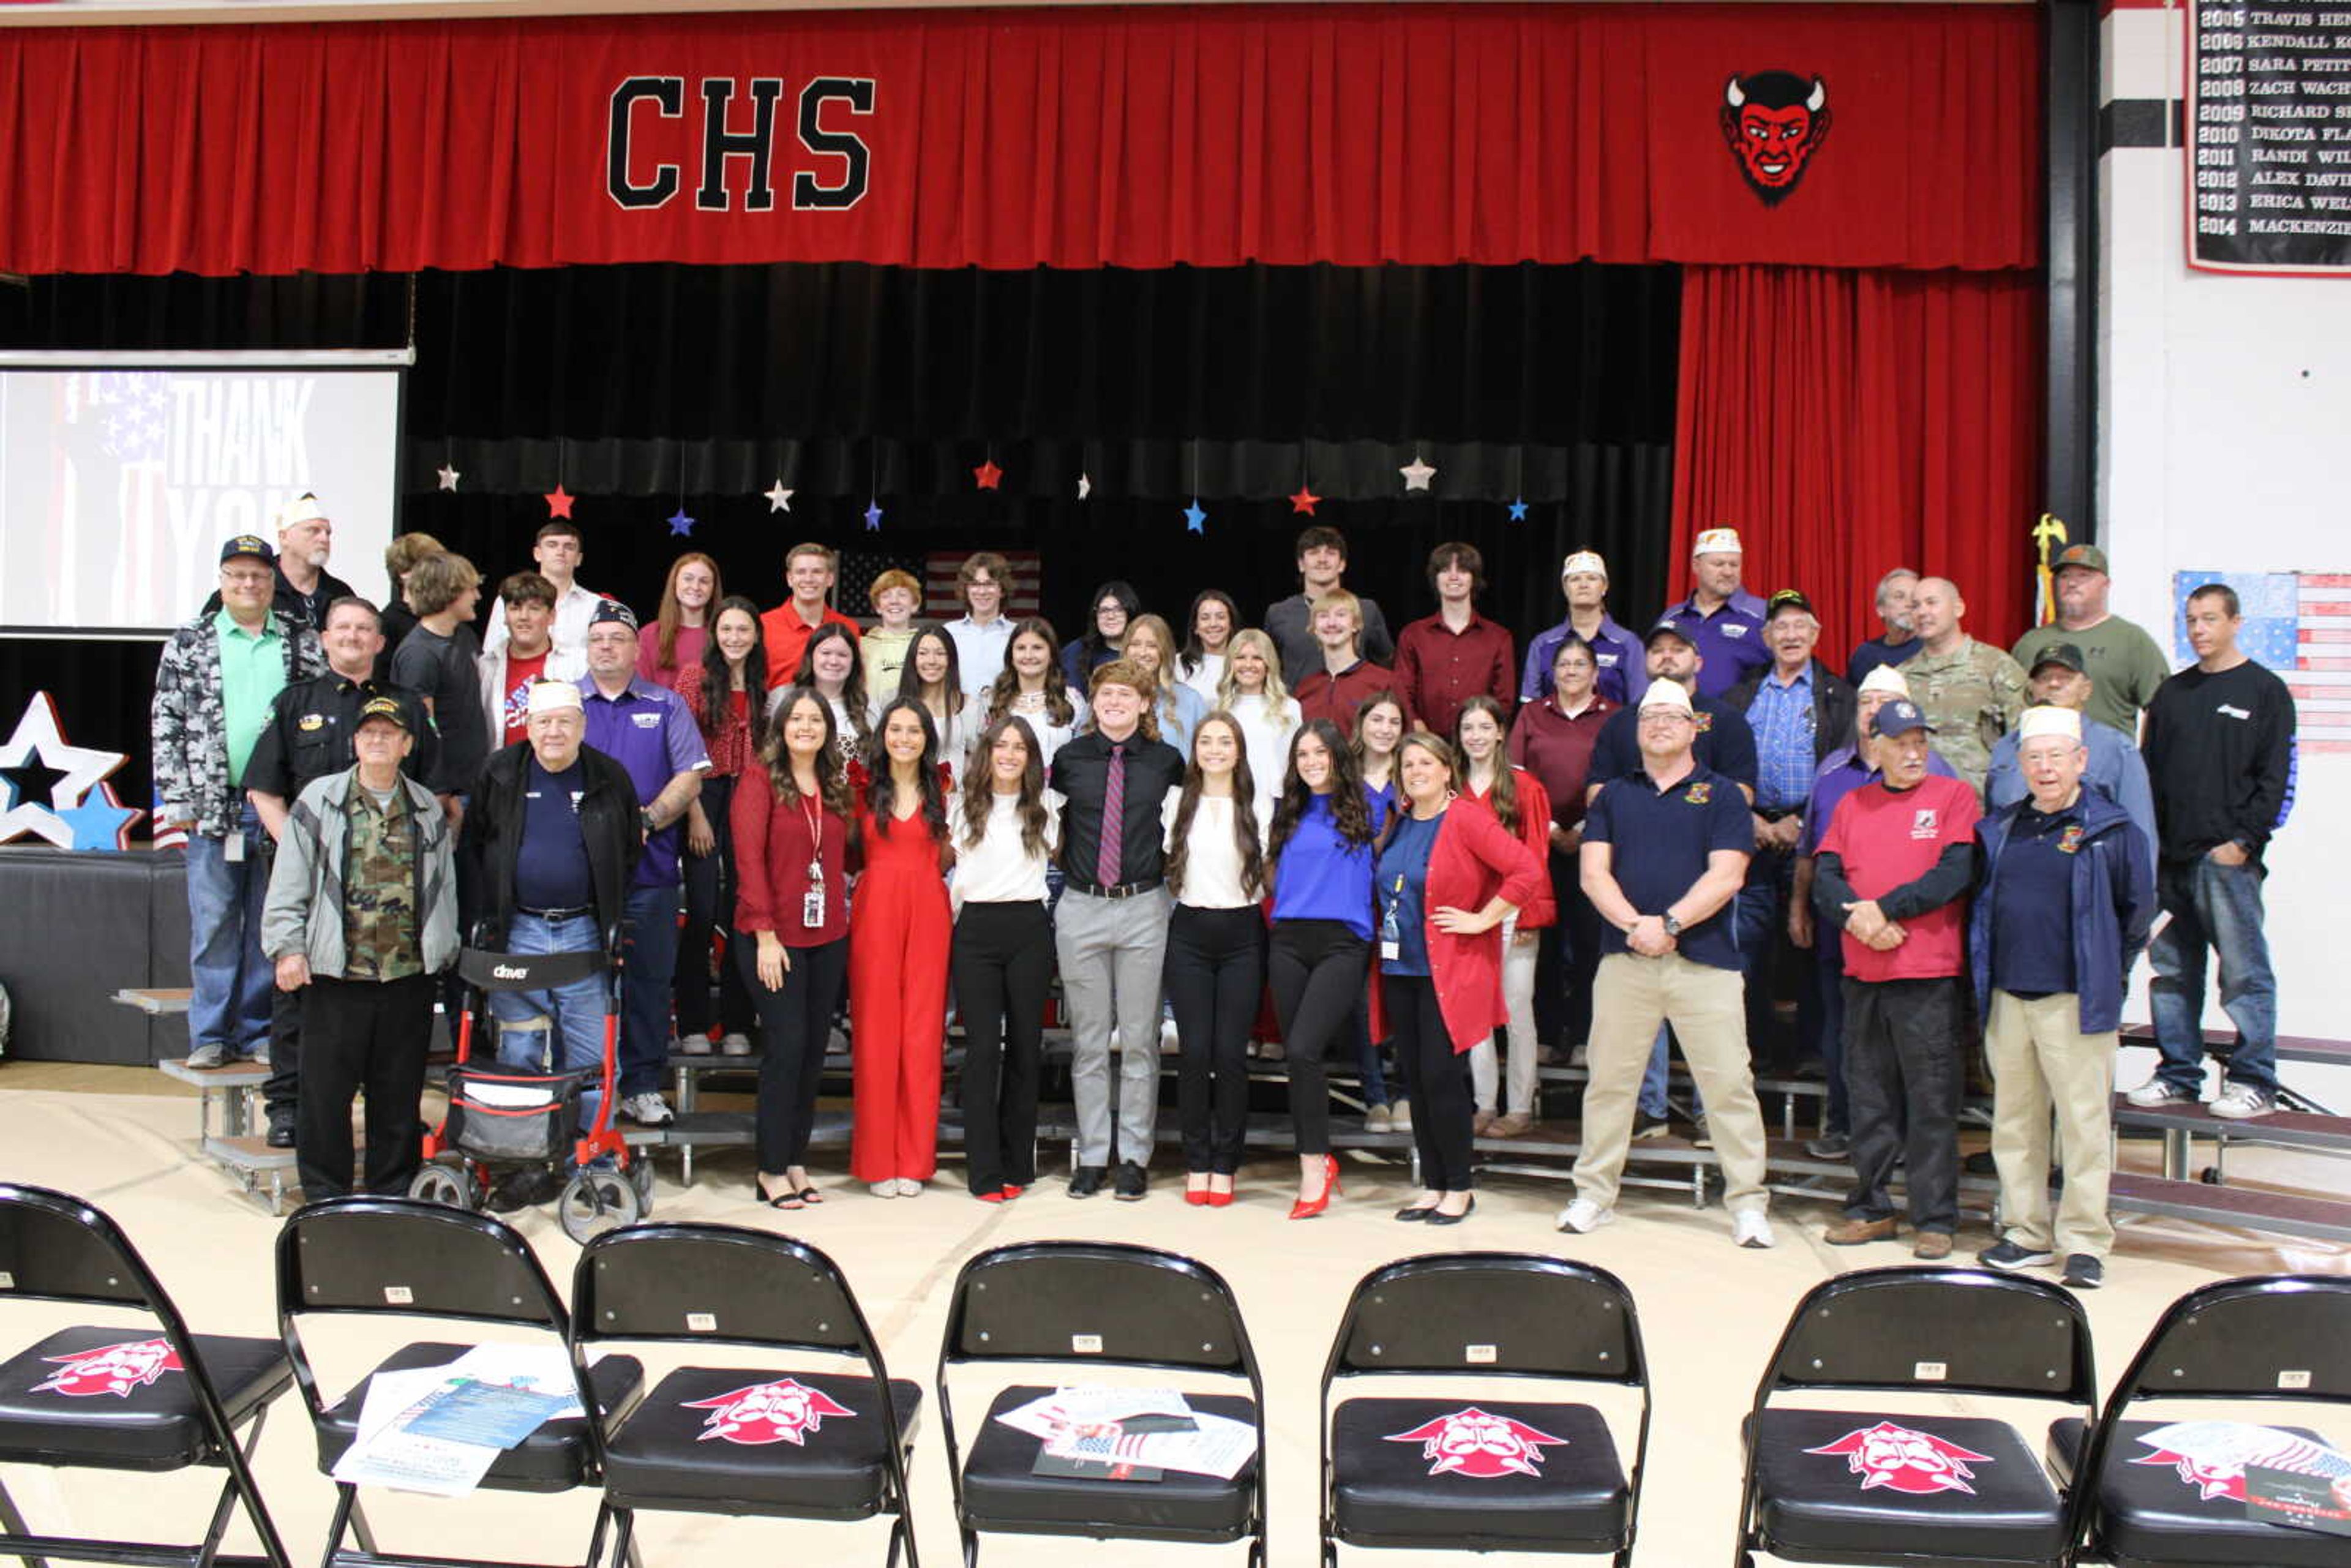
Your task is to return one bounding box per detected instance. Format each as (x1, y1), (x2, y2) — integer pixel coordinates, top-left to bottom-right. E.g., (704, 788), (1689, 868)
(730, 758), (850, 946)
(1506, 694), (1616, 830)
(668, 669), (756, 779)
(1393, 610), (1515, 741)
(1294, 660), (1400, 740)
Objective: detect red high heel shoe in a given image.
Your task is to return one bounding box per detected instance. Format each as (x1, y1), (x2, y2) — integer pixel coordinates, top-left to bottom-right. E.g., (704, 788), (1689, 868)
(1288, 1155), (1341, 1220)
(1207, 1188), (1235, 1208)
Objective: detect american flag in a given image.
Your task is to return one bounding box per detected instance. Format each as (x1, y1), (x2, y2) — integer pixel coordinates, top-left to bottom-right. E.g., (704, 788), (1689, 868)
(924, 550), (1043, 623)
(2290, 573), (2351, 755)
(95, 372), (174, 622)
(832, 548), (927, 618)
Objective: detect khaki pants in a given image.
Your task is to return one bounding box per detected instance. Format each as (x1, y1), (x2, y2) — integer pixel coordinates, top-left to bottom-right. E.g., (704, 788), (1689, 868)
(1985, 989), (2117, 1260)
(1575, 952), (1769, 1214)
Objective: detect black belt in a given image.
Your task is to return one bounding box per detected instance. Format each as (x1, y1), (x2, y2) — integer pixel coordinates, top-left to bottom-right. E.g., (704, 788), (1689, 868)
(1067, 879), (1163, 900)
(517, 904), (594, 921)
(1755, 807), (1802, 823)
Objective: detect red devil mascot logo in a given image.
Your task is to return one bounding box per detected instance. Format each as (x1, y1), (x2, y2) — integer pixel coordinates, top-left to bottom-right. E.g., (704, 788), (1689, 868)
(1805, 1421), (1993, 1496)
(34, 1337), (186, 1398)
(1720, 71), (1832, 206)
(1384, 1406), (1572, 1479)
(681, 1377), (856, 1446)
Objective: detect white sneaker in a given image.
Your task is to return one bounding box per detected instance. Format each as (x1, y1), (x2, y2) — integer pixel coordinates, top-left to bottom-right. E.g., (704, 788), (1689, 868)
(619, 1091), (674, 1126)
(869, 1181), (899, 1199)
(895, 1177), (924, 1196)
(1732, 1210), (1777, 1250)
(2210, 1082), (2277, 1119)
(1159, 1017), (1181, 1052)
(1389, 1099), (1412, 1131)
(1557, 1198), (1614, 1234)
(719, 1032), (752, 1056)
(1569, 1043), (1590, 1068)
(2125, 1078), (2199, 1108)
(678, 1033), (713, 1056)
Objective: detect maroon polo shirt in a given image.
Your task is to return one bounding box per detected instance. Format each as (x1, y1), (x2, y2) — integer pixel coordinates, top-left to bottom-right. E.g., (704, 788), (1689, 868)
(1393, 610), (1517, 741)
(1293, 659), (1399, 739)
(1506, 694), (1616, 830)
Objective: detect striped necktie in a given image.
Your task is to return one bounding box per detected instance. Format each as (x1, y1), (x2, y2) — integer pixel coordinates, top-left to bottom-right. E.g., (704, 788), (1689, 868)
(1096, 741), (1125, 888)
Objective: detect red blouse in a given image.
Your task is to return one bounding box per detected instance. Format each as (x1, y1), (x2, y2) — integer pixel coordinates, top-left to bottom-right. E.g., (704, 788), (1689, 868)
(730, 759), (850, 947)
(669, 668), (757, 779)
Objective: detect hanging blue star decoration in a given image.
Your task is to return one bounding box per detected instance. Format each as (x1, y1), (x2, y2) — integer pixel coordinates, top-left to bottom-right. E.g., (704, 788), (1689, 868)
(1508, 497), (1529, 522)
(1183, 498), (1207, 535)
(863, 499), (885, 531)
(666, 505), (696, 538)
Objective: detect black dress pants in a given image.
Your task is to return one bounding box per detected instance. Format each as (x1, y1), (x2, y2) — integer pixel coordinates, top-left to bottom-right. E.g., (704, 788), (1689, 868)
(1385, 973), (1476, 1191)
(1269, 919), (1368, 1157)
(675, 774), (756, 1040)
(1842, 975), (1965, 1233)
(1164, 904), (1264, 1175)
(744, 934), (849, 1171)
(951, 901), (1052, 1194)
(298, 972), (434, 1198)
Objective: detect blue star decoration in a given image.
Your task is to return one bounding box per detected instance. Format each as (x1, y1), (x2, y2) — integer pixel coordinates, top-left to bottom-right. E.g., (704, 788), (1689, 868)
(57, 792), (141, 852)
(864, 499), (884, 531)
(667, 506), (696, 537)
(1184, 498), (1207, 534)
(1509, 497), (1529, 522)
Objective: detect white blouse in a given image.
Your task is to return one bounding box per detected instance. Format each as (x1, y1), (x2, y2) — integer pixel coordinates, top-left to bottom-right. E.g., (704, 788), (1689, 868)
(1179, 652), (1227, 706)
(954, 792), (1061, 908)
(1226, 691), (1299, 816)
(1162, 792), (1266, 910)
(998, 686), (1089, 771)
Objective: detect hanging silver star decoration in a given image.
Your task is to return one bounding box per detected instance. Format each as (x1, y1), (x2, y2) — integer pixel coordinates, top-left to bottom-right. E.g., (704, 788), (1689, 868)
(436, 463), (460, 492)
(1400, 454), (1436, 492)
(765, 479), (794, 512)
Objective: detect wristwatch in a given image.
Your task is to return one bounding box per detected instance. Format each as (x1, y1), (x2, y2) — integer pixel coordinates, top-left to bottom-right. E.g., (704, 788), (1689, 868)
(1662, 913), (1684, 937)
(641, 808), (659, 836)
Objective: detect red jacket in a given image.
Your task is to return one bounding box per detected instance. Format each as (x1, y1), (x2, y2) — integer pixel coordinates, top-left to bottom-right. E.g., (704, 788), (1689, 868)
(1465, 767), (1556, 929)
(1294, 660), (1400, 738)
(1370, 794), (1547, 1052)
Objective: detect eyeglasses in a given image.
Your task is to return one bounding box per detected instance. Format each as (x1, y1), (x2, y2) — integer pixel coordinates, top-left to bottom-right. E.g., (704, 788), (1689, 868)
(220, 570), (274, 587)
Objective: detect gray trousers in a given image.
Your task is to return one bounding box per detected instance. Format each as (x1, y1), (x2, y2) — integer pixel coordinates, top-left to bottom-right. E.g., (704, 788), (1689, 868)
(1054, 887), (1172, 1166)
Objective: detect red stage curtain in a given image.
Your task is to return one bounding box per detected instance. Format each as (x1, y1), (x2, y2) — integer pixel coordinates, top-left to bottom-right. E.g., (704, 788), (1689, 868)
(0, 4), (2039, 277)
(1669, 264), (2043, 659)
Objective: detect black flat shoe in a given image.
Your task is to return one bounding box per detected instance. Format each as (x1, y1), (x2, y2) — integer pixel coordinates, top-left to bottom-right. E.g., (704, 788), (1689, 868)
(1394, 1204), (1436, 1222)
(1425, 1195), (1477, 1226)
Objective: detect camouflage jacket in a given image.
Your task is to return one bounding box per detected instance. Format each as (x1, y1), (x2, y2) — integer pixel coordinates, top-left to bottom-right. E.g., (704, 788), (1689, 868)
(151, 609), (323, 837)
(261, 768), (457, 980)
(1903, 637), (2028, 794)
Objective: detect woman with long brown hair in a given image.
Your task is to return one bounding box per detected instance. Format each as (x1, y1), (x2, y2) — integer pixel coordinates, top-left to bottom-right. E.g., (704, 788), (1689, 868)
(984, 616), (1087, 770)
(1161, 711), (1267, 1206)
(1265, 718), (1385, 1218)
(1455, 694), (1558, 1136)
(848, 697), (954, 1198)
(732, 684), (855, 1210)
(641, 552), (720, 686)
(668, 595), (767, 1056)
(948, 715), (1059, 1201)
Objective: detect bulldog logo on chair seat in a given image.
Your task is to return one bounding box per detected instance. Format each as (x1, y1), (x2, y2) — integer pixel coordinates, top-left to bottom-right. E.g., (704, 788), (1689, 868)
(34, 1337), (185, 1398)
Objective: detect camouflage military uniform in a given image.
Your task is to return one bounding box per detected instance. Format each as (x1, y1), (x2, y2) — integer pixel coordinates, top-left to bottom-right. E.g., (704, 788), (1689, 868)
(340, 786), (422, 981)
(1902, 637), (2028, 796)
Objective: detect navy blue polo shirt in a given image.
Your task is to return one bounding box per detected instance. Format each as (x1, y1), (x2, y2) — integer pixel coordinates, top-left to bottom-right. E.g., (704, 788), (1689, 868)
(515, 758), (595, 913)
(1583, 764), (1753, 970)
(1990, 800), (2080, 998)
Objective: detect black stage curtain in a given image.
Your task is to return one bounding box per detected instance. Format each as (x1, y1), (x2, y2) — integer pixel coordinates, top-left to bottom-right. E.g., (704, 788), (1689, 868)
(0, 261), (1677, 811)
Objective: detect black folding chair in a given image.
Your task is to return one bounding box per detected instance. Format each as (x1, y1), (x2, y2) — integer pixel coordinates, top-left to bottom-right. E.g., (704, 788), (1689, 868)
(935, 1241), (1267, 1567)
(0, 1182), (291, 1568)
(571, 1223), (921, 1567)
(2053, 1273), (2351, 1568)
(274, 1197), (645, 1568)
(1733, 1266), (2096, 1568)
(1319, 1252), (1649, 1567)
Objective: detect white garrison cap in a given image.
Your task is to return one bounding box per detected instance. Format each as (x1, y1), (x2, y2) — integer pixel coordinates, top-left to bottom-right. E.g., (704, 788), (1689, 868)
(1692, 527), (1742, 557)
(2017, 706), (2082, 743)
(525, 680), (584, 716)
(1562, 550), (1608, 579)
(1638, 680), (1694, 715)
(276, 492), (328, 529)
(1858, 664), (1912, 699)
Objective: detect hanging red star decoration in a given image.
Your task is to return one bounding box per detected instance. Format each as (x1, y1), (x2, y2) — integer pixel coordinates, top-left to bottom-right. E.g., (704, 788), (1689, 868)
(544, 483), (576, 520)
(973, 459), (1003, 490)
(1289, 486), (1321, 516)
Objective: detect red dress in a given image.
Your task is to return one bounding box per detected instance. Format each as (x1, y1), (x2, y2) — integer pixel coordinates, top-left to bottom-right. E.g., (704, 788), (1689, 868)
(848, 801), (952, 1181)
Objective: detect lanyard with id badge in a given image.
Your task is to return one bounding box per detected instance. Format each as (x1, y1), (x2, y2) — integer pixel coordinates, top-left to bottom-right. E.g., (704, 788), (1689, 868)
(1380, 873), (1404, 962)
(800, 795), (828, 929)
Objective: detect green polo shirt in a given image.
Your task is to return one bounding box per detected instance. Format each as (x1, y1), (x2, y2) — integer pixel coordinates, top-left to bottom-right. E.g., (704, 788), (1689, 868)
(215, 609), (288, 788)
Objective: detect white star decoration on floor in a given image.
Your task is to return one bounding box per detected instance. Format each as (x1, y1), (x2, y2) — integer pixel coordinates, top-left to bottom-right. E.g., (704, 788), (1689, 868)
(0, 692), (143, 850)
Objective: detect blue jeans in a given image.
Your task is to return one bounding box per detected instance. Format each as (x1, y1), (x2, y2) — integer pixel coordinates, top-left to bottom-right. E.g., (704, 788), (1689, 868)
(186, 800), (273, 1056)
(492, 912), (613, 1129)
(2148, 857), (2278, 1095)
(620, 880), (683, 1097)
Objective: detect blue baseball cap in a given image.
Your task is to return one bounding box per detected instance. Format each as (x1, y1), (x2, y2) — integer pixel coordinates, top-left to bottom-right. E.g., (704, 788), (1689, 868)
(1870, 699), (1935, 738)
